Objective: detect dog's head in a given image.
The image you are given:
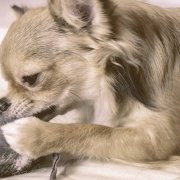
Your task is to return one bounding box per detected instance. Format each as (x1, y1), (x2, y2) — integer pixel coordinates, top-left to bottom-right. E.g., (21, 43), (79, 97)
(0, 0), (111, 121)
(0, 0), (160, 122)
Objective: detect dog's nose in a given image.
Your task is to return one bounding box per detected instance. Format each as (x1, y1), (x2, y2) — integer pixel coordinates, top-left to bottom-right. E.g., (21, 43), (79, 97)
(0, 98), (11, 112)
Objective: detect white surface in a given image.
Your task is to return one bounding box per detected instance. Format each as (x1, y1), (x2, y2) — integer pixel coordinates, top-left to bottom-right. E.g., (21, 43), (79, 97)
(0, 0), (180, 180)
(2, 160), (180, 180)
(147, 0), (180, 7)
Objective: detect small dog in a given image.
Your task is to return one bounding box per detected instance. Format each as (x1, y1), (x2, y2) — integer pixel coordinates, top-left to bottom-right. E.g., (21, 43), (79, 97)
(1, 0), (180, 165)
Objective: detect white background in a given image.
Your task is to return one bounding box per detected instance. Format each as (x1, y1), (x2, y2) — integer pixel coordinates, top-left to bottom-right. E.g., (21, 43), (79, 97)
(0, 0), (180, 28)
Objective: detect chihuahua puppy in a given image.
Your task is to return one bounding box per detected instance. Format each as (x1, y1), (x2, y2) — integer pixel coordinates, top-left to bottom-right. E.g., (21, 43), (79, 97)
(1, 0), (180, 166)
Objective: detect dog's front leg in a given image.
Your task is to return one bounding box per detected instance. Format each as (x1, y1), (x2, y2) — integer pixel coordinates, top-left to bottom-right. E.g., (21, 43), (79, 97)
(50, 103), (93, 124)
(1, 117), (177, 161)
(50, 109), (87, 124)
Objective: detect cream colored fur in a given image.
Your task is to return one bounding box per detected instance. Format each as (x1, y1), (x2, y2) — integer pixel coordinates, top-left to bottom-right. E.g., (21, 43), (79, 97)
(0, 0), (180, 171)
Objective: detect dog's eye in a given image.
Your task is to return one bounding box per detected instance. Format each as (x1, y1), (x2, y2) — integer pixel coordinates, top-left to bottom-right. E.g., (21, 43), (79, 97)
(22, 73), (40, 86)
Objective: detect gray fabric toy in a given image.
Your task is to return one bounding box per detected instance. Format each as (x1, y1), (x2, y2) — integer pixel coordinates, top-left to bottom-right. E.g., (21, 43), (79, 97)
(0, 115), (35, 177)
(0, 115), (60, 179)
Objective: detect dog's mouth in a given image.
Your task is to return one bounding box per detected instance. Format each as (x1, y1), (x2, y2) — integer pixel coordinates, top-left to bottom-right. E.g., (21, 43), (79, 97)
(33, 106), (57, 121)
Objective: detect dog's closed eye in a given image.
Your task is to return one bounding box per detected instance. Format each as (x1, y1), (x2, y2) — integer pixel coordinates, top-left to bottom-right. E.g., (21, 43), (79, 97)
(22, 73), (40, 86)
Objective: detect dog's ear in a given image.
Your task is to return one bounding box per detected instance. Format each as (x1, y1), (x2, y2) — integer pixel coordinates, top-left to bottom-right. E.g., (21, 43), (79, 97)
(11, 5), (29, 18)
(48, 0), (100, 29)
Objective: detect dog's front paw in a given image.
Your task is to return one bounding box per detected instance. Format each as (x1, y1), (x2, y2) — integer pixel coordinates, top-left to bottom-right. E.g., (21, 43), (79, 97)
(1, 117), (45, 159)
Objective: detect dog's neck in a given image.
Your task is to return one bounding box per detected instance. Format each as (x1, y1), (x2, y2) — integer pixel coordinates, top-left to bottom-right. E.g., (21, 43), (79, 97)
(71, 60), (117, 126)
(92, 74), (117, 126)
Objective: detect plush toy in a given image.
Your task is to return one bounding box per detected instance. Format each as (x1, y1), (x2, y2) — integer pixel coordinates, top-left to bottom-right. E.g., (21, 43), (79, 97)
(0, 115), (60, 179)
(0, 115), (35, 177)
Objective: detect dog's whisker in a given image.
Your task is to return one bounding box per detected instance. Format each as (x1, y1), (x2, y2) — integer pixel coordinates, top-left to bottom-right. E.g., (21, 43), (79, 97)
(69, 90), (81, 100)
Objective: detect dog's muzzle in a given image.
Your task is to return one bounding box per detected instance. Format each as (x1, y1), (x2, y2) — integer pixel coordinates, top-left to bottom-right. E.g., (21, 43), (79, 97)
(0, 97), (57, 122)
(0, 98), (11, 113)
(34, 105), (57, 121)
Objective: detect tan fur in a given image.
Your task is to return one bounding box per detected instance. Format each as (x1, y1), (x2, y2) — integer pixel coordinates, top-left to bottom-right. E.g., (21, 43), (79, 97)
(1, 0), (180, 169)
